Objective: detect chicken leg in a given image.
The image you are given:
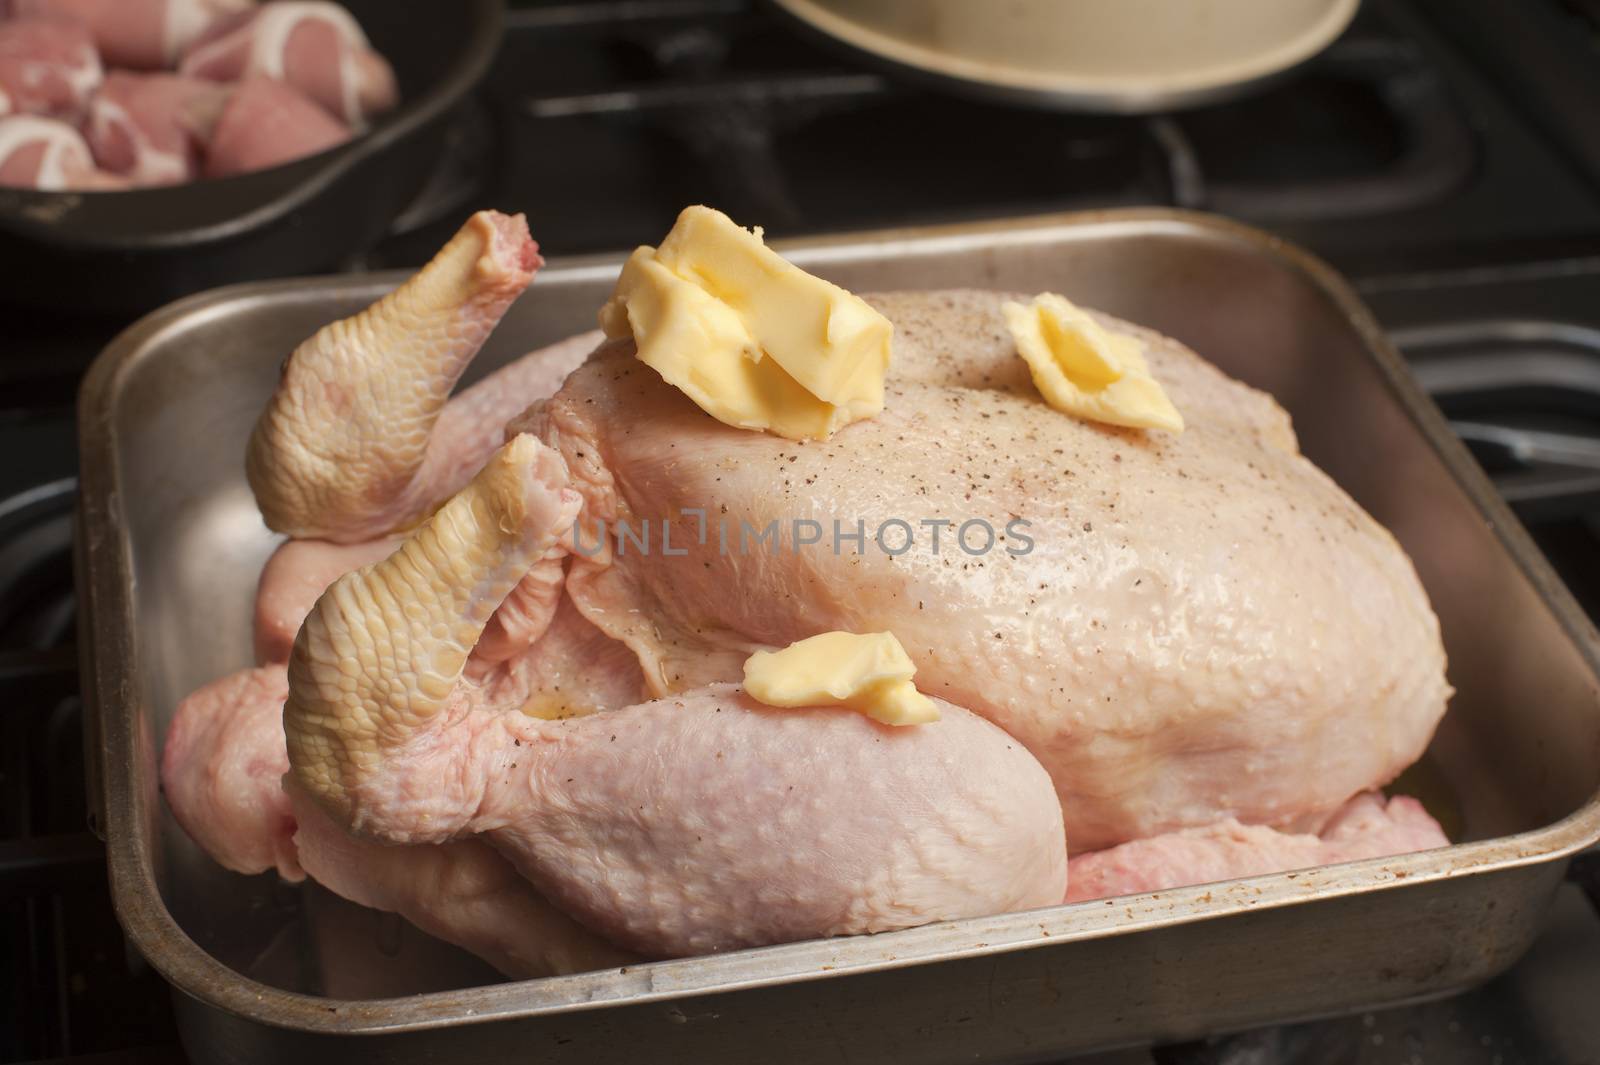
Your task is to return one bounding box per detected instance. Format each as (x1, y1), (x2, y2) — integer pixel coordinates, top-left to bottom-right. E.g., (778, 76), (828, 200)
(246, 210), (544, 542)
(283, 434), (1069, 956)
(162, 657), (635, 977)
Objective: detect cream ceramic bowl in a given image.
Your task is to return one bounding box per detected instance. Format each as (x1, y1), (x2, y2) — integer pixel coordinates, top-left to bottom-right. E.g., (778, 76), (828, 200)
(772, 0), (1361, 112)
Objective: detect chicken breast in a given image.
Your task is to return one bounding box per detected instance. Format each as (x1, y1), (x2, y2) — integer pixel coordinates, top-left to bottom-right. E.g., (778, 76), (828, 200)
(521, 290), (1451, 849)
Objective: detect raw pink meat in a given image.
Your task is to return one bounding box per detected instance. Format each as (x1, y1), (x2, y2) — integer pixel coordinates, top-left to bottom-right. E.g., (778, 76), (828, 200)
(181, 1), (396, 127)
(84, 70), (219, 184)
(0, 17), (100, 119)
(199, 74), (347, 178)
(1065, 792), (1450, 902)
(252, 535), (397, 664)
(161, 664), (302, 880)
(163, 209), (1453, 972)
(0, 112), (125, 188)
(11, 0), (253, 70)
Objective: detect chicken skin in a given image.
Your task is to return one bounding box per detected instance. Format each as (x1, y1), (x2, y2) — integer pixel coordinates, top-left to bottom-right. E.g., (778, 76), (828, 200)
(520, 291), (1450, 849)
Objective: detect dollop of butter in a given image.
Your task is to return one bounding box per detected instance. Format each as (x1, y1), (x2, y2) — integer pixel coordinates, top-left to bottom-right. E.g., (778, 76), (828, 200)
(742, 631), (939, 726)
(599, 205), (893, 441)
(1002, 292), (1183, 433)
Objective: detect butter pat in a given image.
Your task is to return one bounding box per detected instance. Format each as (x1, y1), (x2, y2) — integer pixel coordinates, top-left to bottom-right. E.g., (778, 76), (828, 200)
(742, 631), (940, 727)
(653, 207), (891, 414)
(601, 248), (843, 440)
(600, 206), (893, 441)
(1002, 292), (1183, 433)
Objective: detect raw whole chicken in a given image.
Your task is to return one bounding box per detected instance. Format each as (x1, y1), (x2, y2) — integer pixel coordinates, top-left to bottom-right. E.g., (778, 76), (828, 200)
(0, 111), (124, 187)
(83, 70), (217, 183)
(163, 210), (1452, 976)
(0, 17), (100, 119)
(180, 1), (396, 127)
(10, 0), (251, 69)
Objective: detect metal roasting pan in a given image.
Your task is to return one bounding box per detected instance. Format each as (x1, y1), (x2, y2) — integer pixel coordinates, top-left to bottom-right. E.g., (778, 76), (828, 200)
(77, 209), (1600, 1064)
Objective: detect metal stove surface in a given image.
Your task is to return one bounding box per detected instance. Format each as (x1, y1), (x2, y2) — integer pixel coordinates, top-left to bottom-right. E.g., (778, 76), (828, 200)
(6, 0), (1600, 1061)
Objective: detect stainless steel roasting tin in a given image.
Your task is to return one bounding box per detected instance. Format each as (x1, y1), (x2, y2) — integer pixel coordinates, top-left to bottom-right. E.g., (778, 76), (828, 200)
(77, 209), (1600, 1064)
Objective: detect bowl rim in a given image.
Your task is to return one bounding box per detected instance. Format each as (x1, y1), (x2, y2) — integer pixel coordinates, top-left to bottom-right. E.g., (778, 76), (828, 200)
(770, 0), (1362, 113)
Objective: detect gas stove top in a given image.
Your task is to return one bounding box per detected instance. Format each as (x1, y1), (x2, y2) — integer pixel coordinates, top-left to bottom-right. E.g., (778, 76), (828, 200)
(369, 0), (1600, 272)
(5, 0), (1600, 1062)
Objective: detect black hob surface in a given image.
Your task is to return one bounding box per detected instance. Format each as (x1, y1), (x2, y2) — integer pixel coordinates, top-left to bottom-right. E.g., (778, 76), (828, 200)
(5, 0), (1600, 1062)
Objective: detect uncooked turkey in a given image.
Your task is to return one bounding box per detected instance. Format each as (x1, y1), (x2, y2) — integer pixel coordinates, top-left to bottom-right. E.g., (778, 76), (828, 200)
(162, 209), (1451, 975)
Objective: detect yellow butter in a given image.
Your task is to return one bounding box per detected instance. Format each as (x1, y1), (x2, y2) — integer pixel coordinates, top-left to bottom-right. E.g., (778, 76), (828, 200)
(742, 631), (939, 727)
(1002, 292), (1183, 433)
(601, 248), (843, 440)
(600, 206), (893, 441)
